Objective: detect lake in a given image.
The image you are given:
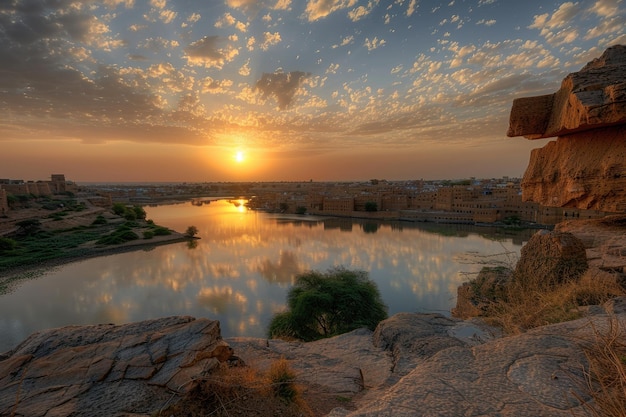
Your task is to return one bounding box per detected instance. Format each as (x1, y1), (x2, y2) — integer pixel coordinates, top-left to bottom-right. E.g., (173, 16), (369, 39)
(0, 199), (532, 353)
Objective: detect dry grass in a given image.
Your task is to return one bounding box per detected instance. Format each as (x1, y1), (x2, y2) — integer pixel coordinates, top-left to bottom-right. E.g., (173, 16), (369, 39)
(483, 268), (625, 335)
(475, 265), (626, 416)
(156, 359), (313, 417)
(577, 316), (626, 417)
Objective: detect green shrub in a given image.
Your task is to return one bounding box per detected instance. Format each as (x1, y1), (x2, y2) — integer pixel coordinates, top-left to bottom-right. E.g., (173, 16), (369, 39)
(153, 227), (171, 236)
(143, 230), (154, 239)
(112, 203), (127, 216)
(0, 237), (17, 252)
(268, 267), (388, 341)
(91, 215), (107, 225)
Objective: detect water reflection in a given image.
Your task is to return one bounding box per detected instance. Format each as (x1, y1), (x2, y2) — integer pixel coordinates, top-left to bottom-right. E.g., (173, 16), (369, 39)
(0, 200), (532, 353)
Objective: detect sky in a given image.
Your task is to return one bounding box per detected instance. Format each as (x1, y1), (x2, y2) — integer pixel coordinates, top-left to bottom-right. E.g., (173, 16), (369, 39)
(1, 0), (625, 183)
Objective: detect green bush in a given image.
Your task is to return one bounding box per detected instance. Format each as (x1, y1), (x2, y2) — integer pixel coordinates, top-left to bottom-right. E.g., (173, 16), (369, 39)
(0, 237), (17, 252)
(96, 226), (139, 245)
(268, 267), (388, 341)
(152, 226), (171, 236)
(91, 215), (107, 225)
(143, 230), (154, 239)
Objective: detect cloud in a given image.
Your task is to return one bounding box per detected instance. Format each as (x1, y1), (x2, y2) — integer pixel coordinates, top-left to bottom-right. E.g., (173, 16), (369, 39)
(201, 77), (234, 94)
(528, 2), (582, 45)
(260, 31), (282, 50)
(590, 0), (621, 17)
(332, 35), (354, 48)
(407, 0), (418, 17)
(215, 13), (249, 32)
(226, 0), (292, 16)
(255, 70), (312, 109)
(184, 36), (239, 68)
(348, 0), (379, 22)
(364, 36), (386, 51)
(158, 9), (177, 24)
(304, 0), (358, 21)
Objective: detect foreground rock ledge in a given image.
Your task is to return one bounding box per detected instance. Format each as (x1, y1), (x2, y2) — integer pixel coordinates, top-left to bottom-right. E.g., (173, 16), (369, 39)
(2, 302), (626, 416)
(0, 316), (231, 417)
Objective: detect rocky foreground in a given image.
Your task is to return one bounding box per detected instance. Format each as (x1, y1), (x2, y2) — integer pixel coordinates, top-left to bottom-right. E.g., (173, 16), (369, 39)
(0, 299), (624, 417)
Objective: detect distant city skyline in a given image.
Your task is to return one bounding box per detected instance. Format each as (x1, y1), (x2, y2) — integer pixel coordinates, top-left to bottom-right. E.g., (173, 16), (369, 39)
(1, 0), (625, 182)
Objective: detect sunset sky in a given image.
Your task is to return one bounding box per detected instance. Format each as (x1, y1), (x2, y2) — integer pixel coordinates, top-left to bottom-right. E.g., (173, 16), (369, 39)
(1, 0), (625, 183)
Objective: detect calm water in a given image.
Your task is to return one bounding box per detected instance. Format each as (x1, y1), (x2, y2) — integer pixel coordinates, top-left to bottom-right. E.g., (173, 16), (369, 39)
(0, 200), (531, 353)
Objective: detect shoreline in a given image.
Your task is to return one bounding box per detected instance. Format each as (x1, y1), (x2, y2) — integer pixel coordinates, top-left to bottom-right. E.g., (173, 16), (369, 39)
(0, 233), (191, 290)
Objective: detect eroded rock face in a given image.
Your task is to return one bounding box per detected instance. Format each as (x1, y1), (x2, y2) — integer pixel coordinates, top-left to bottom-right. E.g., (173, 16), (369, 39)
(0, 316), (231, 417)
(521, 125), (626, 211)
(507, 44), (626, 211)
(508, 44), (626, 139)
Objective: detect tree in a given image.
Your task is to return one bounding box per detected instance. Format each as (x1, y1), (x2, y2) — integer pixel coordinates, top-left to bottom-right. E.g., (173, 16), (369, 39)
(295, 206), (307, 215)
(364, 201), (378, 212)
(185, 225), (199, 238)
(268, 267), (388, 341)
(16, 219), (41, 236)
(112, 203), (127, 216)
(132, 205), (147, 220)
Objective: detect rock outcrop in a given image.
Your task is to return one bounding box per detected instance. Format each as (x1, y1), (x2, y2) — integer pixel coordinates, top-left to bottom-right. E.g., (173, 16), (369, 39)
(507, 44), (626, 212)
(2, 303), (626, 416)
(514, 230), (588, 288)
(556, 214), (626, 274)
(327, 302), (625, 417)
(230, 301), (626, 417)
(0, 316), (232, 417)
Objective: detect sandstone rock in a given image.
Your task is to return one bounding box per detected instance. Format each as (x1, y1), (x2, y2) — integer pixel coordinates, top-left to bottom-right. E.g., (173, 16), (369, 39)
(328, 310), (626, 417)
(556, 214), (626, 274)
(0, 316), (231, 417)
(371, 313), (498, 382)
(514, 230), (588, 288)
(227, 328), (392, 395)
(520, 125), (626, 212)
(507, 45), (626, 211)
(452, 266), (512, 319)
(507, 44), (626, 139)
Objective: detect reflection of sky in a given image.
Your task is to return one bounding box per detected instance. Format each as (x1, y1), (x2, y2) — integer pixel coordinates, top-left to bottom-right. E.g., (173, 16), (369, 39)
(0, 200), (528, 352)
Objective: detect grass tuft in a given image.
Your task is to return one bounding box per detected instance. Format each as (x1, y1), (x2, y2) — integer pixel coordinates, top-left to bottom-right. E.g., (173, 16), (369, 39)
(157, 359), (312, 417)
(577, 315), (626, 417)
(480, 268), (625, 334)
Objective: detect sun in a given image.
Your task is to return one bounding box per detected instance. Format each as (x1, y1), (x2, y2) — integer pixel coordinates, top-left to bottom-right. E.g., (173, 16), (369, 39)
(235, 151), (245, 163)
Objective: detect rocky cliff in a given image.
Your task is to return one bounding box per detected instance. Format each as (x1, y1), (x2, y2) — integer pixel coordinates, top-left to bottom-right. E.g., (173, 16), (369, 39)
(507, 44), (626, 212)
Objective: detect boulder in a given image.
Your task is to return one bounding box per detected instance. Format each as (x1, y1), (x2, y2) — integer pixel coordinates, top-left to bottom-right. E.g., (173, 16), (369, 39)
(0, 316), (232, 417)
(452, 266), (512, 319)
(514, 230), (588, 289)
(507, 44), (626, 211)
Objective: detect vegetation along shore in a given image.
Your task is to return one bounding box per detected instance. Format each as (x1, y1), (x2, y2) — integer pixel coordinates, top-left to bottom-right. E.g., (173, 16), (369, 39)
(0, 194), (194, 293)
